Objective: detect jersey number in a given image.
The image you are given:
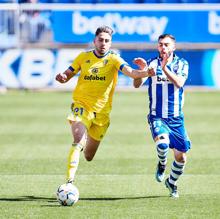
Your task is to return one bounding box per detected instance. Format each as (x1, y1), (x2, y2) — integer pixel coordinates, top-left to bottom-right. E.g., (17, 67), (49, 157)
(73, 107), (83, 116)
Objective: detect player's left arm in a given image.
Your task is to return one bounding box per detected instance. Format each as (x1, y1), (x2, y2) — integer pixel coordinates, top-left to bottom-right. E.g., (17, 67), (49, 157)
(113, 54), (155, 79)
(121, 65), (155, 79)
(162, 66), (186, 88)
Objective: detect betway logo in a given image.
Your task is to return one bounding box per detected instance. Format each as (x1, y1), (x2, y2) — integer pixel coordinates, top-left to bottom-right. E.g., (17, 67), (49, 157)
(157, 76), (169, 82)
(72, 11), (168, 41)
(209, 11), (220, 34)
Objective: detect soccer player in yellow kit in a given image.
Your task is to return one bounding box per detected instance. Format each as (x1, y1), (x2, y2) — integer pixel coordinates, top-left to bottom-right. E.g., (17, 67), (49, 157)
(55, 26), (154, 185)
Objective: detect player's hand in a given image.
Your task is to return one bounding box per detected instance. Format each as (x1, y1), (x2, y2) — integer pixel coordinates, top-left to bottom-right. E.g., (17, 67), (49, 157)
(161, 53), (169, 69)
(147, 67), (156, 77)
(133, 57), (147, 70)
(55, 73), (68, 83)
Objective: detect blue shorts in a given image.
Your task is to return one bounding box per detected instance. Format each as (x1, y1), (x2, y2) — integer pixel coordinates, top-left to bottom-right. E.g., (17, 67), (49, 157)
(148, 114), (191, 152)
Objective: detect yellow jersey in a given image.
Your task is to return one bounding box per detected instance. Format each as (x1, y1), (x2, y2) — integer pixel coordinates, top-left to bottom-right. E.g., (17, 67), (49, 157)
(69, 50), (128, 114)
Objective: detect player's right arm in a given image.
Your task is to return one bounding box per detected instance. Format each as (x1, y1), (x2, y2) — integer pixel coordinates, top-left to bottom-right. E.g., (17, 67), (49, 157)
(56, 52), (83, 83)
(55, 69), (75, 83)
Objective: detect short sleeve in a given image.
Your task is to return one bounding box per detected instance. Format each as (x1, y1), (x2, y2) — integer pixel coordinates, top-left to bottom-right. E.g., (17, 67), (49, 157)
(68, 52), (84, 74)
(113, 53), (129, 71)
(179, 59), (189, 79)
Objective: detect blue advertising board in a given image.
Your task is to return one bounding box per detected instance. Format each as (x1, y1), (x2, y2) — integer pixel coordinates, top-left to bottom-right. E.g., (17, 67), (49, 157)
(0, 48), (219, 89)
(120, 50), (220, 87)
(51, 8), (220, 43)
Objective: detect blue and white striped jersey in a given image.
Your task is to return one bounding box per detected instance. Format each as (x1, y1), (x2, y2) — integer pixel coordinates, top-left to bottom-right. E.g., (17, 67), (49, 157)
(147, 54), (189, 118)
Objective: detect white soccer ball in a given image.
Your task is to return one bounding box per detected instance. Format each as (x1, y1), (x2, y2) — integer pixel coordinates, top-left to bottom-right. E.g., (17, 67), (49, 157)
(56, 183), (79, 206)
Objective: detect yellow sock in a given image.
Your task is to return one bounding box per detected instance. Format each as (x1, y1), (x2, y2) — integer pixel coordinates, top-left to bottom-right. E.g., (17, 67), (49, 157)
(66, 143), (83, 182)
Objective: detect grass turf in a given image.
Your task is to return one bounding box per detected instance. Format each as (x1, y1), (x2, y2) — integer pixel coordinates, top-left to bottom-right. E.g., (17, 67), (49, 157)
(0, 90), (220, 219)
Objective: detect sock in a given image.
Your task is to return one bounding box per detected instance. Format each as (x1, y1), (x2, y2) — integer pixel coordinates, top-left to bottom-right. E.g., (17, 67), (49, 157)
(66, 143), (83, 183)
(156, 143), (169, 166)
(169, 160), (185, 185)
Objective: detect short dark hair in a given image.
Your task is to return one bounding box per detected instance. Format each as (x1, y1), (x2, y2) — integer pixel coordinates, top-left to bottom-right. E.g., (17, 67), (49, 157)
(95, 26), (114, 37)
(158, 34), (176, 42)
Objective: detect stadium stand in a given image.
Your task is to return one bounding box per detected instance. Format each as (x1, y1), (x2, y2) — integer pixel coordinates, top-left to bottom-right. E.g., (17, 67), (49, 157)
(100, 0), (116, 3)
(199, 0), (219, 2)
(181, 0), (201, 3)
(160, 0), (180, 3)
(143, 0), (160, 3)
(0, 0), (15, 2)
(0, 0), (219, 3)
(118, 0), (140, 3)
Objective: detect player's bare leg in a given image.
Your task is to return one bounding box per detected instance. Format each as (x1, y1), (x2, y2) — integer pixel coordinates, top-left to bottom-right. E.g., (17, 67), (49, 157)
(67, 121), (87, 183)
(174, 149), (187, 163)
(165, 149), (186, 198)
(83, 135), (100, 161)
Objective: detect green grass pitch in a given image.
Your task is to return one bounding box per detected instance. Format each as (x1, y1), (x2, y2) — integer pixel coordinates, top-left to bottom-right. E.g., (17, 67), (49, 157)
(0, 90), (220, 219)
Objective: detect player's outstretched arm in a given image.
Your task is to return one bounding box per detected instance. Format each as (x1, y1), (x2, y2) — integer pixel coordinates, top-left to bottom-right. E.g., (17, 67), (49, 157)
(121, 65), (155, 79)
(133, 57), (149, 88)
(55, 69), (75, 83)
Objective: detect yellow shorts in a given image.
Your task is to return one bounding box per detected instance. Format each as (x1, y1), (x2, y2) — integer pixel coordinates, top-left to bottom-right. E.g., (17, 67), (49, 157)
(67, 102), (110, 141)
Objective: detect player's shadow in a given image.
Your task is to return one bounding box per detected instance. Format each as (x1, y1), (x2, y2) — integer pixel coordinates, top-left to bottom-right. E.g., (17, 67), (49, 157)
(0, 195), (166, 202)
(80, 195), (167, 201)
(41, 195), (168, 207)
(0, 195), (167, 207)
(0, 196), (61, 207)
(0, 196), (56, 202)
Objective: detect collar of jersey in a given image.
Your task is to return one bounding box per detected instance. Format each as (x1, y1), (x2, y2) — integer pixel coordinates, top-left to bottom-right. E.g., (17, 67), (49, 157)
(158, 53), (178, 63)
(93, 50), (110, 58)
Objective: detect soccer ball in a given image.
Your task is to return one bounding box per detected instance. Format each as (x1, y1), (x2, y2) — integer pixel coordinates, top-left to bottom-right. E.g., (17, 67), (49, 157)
(56, 183), (79, 206)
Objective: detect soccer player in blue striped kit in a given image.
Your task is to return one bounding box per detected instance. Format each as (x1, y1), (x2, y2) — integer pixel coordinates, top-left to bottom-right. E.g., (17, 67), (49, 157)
(133, 34), (191, 198)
